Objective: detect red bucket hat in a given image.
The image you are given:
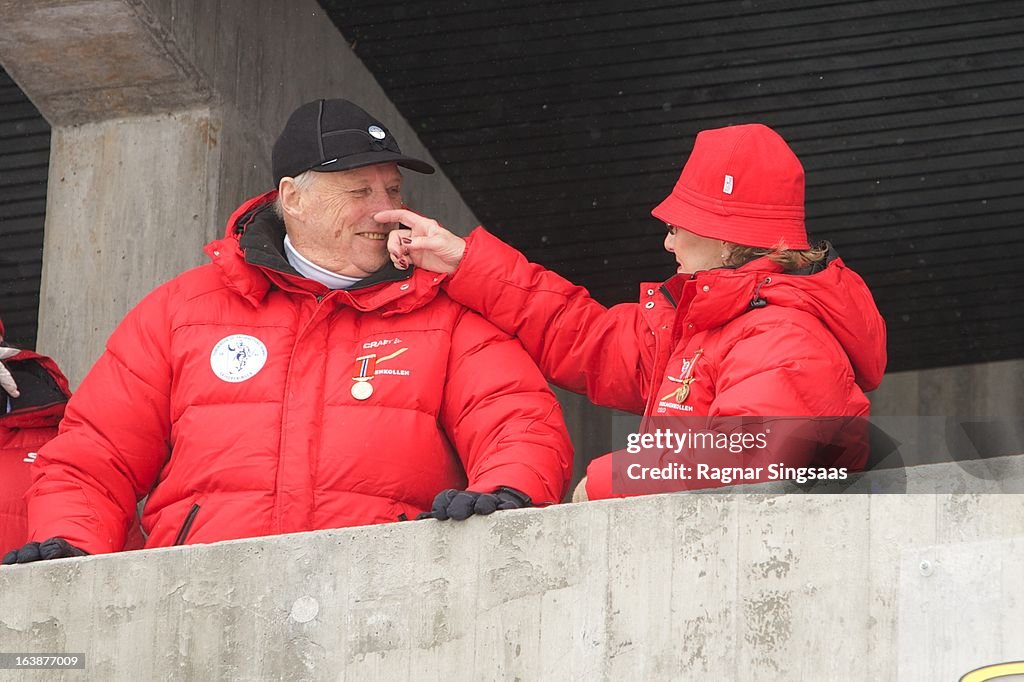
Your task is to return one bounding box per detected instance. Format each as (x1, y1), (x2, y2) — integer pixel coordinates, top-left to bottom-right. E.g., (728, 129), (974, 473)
(652, 123), (809, 250)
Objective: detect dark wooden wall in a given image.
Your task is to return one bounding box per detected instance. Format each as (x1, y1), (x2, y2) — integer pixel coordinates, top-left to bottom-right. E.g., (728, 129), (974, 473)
(326, 0), (1024, 372)
(0, 66), (49, 350)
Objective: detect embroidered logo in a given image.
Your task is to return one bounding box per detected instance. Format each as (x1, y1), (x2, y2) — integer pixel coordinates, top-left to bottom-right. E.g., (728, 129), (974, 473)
(23, 452), (38, 464)
(210, 335), (268, 383)
(363, 337), (402, 350)
(368, 125), (386, 140)
(661, 348), (705, 405)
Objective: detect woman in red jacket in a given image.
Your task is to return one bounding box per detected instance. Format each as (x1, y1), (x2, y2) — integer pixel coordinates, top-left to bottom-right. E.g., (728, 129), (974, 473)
(376, 123), (887, 500)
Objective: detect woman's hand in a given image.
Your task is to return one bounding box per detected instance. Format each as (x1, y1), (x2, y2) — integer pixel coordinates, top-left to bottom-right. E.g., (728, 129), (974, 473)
(375, 208), (466, 274)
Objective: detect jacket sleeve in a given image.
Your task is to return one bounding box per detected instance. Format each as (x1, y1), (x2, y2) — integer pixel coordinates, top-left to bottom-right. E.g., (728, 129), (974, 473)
(26, 285), (174, 554)
(444, 227), (652, 414)
(439, 308), (573, 506)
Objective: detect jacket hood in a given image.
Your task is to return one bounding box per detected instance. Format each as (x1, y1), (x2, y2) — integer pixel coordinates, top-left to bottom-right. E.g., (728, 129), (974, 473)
(2, 349), (71, 426)
(668, 245), (887, 391)
(204, 191), (446, 314)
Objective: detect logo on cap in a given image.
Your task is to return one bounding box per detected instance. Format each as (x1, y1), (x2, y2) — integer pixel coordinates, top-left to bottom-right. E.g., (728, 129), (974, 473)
(723, 174), (734, 195)
(368, 125), (386, 140)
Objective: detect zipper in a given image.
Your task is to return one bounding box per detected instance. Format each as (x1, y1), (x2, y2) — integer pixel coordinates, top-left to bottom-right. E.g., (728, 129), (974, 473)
(173, 503), (200, 546)
(642, 287), (677, 415)
(275, 290), (332, 532)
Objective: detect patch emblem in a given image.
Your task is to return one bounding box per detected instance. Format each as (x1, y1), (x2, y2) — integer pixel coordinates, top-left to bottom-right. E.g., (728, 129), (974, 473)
(350, 347), (409, 400)
(661, 348), (704, 405)
(368, 125), (386, 140)
(210, 335), (268, 383)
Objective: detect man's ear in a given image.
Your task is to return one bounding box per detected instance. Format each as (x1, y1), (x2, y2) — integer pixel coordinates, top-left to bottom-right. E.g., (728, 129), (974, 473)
(278, 177), (303, 219)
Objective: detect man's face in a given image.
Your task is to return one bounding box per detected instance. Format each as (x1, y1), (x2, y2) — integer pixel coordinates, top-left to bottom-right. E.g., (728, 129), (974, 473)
(288, 163), (404, 278)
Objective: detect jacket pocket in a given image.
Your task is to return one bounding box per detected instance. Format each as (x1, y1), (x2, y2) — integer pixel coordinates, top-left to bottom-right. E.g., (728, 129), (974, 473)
(173, 503), (201, 546)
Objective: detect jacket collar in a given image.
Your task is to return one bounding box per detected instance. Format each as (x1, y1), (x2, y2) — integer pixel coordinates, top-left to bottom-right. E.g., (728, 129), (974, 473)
(2, 350), (70, 426)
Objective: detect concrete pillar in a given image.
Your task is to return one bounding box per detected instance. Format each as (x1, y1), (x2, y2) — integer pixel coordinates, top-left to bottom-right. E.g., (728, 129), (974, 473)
(38, 110), (220, 372)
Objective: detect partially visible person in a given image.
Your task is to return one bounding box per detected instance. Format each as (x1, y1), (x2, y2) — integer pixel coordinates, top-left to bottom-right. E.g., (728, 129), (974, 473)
(379, 123), (887, 500)
(3, 98), (572, 565)
(0, 319), (71, 555)
(1, 320), (145, 560)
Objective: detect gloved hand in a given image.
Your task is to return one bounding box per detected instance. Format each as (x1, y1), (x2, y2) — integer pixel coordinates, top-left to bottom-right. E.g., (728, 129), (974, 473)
(0, 346), (20, 398)
(2, 538), (87, 565)
(417, 487), (531, 521)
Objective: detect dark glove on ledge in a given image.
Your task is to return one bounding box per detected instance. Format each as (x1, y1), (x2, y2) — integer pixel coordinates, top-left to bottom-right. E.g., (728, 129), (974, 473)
(2, 538), (88, 565)
(417, 487), (532, 521)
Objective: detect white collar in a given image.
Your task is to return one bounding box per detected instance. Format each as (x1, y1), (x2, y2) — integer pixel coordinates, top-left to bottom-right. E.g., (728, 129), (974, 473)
(283, 235), (363, 290)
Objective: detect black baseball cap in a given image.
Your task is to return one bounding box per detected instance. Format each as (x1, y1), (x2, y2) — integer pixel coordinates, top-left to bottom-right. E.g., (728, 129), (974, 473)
(272, 99), (435, 186)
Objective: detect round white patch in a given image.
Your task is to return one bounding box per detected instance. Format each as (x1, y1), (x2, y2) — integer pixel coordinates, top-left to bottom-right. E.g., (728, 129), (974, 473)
(210, 335), (268, 383)
(367, 125), (386, 140)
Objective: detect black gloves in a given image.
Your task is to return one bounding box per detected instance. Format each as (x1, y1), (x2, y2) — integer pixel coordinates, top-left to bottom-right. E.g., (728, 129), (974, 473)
(2, 538), (88, 565)
(418, 487), (531, 521)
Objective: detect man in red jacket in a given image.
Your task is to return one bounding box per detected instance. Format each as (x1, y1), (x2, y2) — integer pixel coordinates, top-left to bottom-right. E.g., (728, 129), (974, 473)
(3, 99), (572, 564)
(0, 320), (72, 556)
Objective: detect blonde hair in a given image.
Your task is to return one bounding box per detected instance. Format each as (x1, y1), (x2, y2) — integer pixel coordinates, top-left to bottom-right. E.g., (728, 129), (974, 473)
(723, 241), (829, 273)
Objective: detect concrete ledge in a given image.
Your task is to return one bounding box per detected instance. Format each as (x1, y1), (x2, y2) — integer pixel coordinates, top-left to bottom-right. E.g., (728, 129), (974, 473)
(2, 484), (1022, 680)
(0, 0), (209, 125)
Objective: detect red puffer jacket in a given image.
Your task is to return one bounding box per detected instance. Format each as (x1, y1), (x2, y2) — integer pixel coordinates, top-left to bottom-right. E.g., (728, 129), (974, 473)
(1, 349), (70, 554)
(27, 193), (572, 554)
(444, 228), (887, 499)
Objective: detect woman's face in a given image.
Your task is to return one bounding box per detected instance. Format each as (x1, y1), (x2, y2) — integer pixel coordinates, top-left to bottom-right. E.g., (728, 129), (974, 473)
(663, 224), (724, 275)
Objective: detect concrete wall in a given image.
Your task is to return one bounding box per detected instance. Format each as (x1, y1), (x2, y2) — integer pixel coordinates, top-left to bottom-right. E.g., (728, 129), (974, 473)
(0, 0), (477, 386)
(1, 457), (1023, 680)
(870, 359), (1024, 418)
